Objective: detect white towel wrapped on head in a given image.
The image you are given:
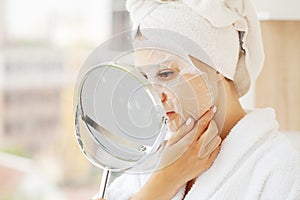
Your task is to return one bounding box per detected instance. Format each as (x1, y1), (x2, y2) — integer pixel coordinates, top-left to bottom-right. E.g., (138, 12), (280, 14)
(126, 0), (265, 97)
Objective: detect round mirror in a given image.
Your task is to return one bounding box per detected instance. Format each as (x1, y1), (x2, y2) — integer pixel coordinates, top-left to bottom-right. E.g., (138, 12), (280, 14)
(74, 63), (167, 172)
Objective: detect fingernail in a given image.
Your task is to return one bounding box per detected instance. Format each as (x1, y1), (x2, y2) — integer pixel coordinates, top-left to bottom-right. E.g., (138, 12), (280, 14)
(186, 117), (192, 126)
(212, 105), (217, 113)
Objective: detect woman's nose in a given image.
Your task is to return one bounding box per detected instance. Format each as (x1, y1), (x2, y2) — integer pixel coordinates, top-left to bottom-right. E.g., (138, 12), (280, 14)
(160, 92), (167, 103)
(151, 83), (168, 103)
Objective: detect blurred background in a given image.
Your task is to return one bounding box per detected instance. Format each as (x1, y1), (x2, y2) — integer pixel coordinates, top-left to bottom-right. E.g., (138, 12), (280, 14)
(0, 0), (299, 199)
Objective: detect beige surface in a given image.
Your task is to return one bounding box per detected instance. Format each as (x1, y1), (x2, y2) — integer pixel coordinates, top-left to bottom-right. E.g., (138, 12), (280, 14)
(255, 21), (300, 131)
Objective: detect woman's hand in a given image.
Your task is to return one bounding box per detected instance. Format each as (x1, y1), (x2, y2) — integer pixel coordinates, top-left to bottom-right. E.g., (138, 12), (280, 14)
(131, 107), (222, 200)
(159, 108), (221, 188)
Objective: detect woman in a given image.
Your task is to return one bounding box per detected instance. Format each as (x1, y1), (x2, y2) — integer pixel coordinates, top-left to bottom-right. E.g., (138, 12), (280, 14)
(102, 0), (300, 199)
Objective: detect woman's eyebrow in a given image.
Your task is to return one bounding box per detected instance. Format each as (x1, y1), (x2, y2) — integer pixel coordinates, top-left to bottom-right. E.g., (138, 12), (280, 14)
(135, 64), (159, 71)
(160, 60), (180, 69)
(135, 59), (179, 72)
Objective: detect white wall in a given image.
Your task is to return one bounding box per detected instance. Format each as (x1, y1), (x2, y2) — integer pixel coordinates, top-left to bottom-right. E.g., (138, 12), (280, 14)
(252, 0), (300, 20)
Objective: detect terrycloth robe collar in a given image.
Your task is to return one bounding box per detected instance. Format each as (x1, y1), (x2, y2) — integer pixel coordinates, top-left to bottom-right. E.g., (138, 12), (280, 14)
(172, 108), (279, 200)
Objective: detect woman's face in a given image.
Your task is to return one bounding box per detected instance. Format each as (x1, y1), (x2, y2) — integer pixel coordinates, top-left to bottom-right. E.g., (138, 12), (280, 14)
(135, 49), (213, 131)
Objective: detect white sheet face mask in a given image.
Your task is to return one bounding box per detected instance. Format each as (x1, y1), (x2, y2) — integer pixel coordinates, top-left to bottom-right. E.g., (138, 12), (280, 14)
(134, 49), (214, 132)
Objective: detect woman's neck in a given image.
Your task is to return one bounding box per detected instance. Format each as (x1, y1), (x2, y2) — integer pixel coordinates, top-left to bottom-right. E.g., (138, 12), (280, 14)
(214, 78), (246, 140)
(220, 98), (245, 140)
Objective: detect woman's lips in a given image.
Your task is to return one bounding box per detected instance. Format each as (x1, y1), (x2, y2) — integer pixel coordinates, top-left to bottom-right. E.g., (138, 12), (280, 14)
(166, 111), (177, 120)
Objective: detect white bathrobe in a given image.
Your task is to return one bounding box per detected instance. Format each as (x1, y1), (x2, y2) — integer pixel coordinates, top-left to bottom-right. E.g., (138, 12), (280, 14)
(105, 108), (300, 200)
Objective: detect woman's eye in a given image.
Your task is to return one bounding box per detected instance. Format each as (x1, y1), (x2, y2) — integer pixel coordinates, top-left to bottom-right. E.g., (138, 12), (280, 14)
(157, 69), (178, 80)
(140, 72), (148, 79)
(143, 74), (148, 79)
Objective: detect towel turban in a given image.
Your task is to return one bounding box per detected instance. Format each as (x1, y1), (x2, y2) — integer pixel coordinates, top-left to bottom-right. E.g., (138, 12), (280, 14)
(126, 0), (265, 97)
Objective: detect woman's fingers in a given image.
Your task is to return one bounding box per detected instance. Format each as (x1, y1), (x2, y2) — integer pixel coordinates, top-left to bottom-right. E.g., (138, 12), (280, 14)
(167, 106), (215, 146)
(201, 120), (219, 145)
(199, 135), (221, 159)
(158, 107), (222, 184)
(193, 108), (215, 141)
(208, 146), (221, 161)
(197, 120), (221, 159)
(167, 117), (195, 146)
